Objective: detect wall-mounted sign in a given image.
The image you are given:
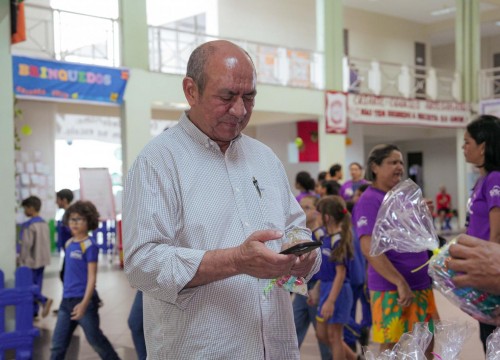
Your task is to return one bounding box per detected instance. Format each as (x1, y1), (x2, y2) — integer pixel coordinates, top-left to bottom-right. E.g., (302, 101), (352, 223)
(348, 93), (470, 128)
(325, 91), (348, 134)
(13, 55), (129, 105)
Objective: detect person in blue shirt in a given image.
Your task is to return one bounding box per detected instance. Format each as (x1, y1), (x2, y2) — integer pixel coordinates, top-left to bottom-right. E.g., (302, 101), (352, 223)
(50, 201), (120, 360)
(313, 195), (357, 360)
(292, 195), (332, 360)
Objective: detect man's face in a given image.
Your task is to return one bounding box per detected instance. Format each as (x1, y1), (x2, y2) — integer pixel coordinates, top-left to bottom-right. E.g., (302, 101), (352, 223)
(184, 46), (256, 150)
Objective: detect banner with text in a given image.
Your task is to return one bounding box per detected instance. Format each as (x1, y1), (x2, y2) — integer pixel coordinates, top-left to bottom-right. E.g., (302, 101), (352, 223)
(348, 94), (470, 128)
(13, 55), (129, 105)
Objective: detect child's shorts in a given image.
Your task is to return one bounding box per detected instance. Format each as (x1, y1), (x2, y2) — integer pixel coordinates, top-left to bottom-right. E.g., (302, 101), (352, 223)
(316, 280), (353, 324)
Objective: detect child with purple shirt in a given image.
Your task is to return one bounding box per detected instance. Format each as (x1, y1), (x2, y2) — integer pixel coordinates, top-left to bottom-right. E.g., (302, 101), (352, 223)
(353, 144), (437, 357)
(462, 115), (500, 352)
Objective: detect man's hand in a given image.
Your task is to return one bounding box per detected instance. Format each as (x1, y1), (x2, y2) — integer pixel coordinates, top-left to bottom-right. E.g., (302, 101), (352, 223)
(289, 248), (318, 278)
(234, 230), (297, 279)
(448, 234), (500, 295)
(71, 301), (88, 320)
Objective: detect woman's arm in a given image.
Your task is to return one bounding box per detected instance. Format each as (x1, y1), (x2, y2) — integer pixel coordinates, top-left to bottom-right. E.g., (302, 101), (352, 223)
(360, 235), (414, 307)
(71, 262), (97, 320)
(489, 207), (500, 244)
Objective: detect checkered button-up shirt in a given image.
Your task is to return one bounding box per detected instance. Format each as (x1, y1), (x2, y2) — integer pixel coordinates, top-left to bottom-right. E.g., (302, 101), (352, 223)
(123, 113), (320, 360)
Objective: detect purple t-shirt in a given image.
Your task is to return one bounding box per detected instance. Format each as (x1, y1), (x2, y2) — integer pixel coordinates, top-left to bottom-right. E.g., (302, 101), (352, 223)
(295, 191), (315, 203)
(467, 171), (500, 241)
(352, 186), (431, 291)
(340, 179), (368, 201)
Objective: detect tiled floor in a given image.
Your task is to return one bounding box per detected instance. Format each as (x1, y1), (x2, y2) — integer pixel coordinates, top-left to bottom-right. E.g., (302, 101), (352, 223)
(21, 251), (486, 359)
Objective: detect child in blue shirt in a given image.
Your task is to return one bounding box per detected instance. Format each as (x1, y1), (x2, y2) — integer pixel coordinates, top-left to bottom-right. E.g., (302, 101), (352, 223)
(50, 201), (120, 360)
(313, 195), (357, 360)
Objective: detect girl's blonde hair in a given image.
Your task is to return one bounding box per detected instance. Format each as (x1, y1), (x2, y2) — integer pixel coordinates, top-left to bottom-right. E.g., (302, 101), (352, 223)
(316, 195), (354, 262)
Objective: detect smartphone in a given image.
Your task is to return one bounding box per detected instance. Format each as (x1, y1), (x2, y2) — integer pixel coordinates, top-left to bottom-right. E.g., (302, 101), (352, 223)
(279, 241), (322, 256)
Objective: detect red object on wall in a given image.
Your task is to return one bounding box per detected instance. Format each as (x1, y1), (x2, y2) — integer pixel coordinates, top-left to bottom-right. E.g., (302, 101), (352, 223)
(297, 120), (319, 162)
(11, 1), (26, 44)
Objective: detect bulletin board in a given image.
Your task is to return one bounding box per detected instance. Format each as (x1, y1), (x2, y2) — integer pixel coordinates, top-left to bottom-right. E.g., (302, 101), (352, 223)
(79, 168), (116, 220)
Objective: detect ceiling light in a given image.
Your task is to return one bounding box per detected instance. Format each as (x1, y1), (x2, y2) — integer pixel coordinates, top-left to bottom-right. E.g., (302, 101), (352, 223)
(496, 21), (500, 27)
(431, 7), (456, 16)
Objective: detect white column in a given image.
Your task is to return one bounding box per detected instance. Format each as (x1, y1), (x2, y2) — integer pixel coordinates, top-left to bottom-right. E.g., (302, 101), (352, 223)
(317, 0), (346, 173)
(119, 0), (151, 173)
(0, 1), (17, 280)
(456, 128), (467, 228)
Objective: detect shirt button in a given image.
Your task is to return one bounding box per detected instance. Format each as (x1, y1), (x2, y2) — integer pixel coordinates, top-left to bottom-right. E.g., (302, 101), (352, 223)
(244, 222), (250, 227)
(235, 187), (240, 192)
(261, 295), (266, 300)
(205, 143), (210, 148)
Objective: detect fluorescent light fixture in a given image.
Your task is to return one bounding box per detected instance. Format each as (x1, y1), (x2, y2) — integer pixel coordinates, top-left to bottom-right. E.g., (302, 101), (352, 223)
(431, 7), (456, 16)
(496, 21), (500, 27)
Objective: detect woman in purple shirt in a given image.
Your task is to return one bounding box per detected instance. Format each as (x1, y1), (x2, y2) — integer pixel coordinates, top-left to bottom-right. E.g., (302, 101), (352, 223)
(340, 162), (368, 201)
(462, 115), (500, 352)
(352, 144), (437, 356)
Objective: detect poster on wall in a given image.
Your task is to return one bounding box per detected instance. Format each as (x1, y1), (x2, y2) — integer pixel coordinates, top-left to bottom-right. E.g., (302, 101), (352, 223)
(325, 91), (347, 134)
(79, 168), (116, 220)
(12, 55), (129, 105)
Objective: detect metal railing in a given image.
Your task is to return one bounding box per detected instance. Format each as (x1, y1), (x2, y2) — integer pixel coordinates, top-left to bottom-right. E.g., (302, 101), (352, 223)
(148, 26), (325, 90)
(479, 67), (500, 100)
(345, 57), (461, 102)
(12, 3), (120, 67)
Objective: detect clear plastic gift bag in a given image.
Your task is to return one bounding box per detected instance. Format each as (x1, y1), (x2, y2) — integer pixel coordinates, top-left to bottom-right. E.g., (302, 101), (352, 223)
(363, 322), (431, 360)
(371, 179), (500, 322)
(487, 327), (500, 360)
(263, 229), (308, 297)
(432, 320), (469, 360)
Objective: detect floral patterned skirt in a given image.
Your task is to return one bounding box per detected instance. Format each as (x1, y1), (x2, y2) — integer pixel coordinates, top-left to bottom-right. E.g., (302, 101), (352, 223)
(370, 287), (437, 344)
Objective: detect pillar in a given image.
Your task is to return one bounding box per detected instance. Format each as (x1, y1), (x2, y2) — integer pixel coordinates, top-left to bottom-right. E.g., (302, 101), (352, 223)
(317, 0), (346, 174)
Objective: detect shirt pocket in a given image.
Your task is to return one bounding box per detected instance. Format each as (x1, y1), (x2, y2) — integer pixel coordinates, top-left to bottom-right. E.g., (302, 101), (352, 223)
(258, 185), (285, 233)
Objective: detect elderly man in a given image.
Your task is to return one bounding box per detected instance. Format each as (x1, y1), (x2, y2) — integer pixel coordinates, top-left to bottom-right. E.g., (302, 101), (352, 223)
(123, 40), (320, 359)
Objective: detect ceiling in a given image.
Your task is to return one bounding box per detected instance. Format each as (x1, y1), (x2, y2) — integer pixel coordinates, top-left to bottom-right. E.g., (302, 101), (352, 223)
(343, 0), (498, 24)
(343, 0), (500, 46)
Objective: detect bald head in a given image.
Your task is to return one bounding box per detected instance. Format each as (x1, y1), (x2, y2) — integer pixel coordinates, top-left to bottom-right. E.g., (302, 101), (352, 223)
(186, 40), (255, 95)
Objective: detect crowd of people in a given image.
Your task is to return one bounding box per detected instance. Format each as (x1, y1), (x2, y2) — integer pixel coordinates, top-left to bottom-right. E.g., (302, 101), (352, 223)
(14, 40), (500, 359)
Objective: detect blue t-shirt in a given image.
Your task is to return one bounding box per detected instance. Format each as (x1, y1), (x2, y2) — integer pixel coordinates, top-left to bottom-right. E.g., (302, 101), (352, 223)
(57, 220), (72, 252)
(315, 228), (350, 283)
(349, 228), (366, 287)
(63, 237), (99, 298)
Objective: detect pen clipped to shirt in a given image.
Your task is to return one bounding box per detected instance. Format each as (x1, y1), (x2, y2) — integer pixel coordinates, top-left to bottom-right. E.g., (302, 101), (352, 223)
(252, 177), (262, 198)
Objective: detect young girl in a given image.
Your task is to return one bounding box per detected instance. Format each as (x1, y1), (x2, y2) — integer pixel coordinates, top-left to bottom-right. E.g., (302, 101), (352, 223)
(313, 195), (357, 360)
(50, 201), (120, 360)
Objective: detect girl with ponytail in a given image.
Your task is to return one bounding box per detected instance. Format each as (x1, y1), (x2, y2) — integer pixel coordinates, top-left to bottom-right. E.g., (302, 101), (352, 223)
(313, 195), (356, 360)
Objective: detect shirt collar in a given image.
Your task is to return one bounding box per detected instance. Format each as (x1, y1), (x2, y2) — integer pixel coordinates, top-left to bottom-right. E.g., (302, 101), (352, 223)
(179, 111), (242, 151)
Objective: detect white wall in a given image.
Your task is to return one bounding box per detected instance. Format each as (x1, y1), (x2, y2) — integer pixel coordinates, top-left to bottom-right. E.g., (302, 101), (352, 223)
(344, 7), (429, 65)
(255, 122), (319, 195)
(17, 100), (57, 221)
(217, 0), (317, 50)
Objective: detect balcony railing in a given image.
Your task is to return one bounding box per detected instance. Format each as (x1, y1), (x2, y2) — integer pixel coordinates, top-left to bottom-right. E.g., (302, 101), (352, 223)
(13, 4), (463, 101)
(345, 57), (461, 102)
(148, 26), (325, 90)
(479, 67), (500, 100)
(11, 3), (120, 67)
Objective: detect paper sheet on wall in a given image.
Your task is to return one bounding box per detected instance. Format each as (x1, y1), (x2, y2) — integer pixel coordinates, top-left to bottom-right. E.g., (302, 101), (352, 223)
(79, 168), (116, 220)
